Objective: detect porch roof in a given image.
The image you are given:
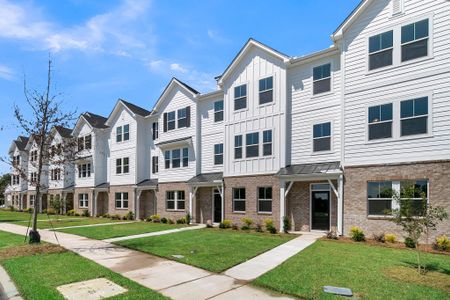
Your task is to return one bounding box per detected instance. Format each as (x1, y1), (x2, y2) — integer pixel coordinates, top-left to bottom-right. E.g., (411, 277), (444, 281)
(137, 179), (158, 190)
(276, 161), (342, 181)
(94, 182), (109, 191)
(62, 185), (74, 192)
(187, 172), (223, 186)
(155, 137), (192, 149)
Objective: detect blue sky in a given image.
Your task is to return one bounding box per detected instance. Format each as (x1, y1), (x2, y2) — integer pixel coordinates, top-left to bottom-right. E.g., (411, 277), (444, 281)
(0, 0), (361, 174)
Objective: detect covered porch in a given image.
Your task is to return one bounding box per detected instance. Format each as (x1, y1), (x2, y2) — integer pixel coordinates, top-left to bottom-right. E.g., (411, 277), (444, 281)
(187, 172), (224, 224)
(93, 183), (109, 217)
(277, 162), (343, 235)
(135, 179), (158, 220)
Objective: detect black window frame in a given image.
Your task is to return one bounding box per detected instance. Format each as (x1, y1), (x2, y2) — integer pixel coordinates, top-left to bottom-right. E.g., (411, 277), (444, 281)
(246, 132), (259, 158)
(214, 143), (223, 165)
(368, 30), (394, 70)
(232, 187), (246, 212)
(368, 103), (393, 140)
(313, 63), (331, 95)
(313, 122), (331, 152)
(259, 76), (273, 105)
(234, 84), (247, 111)
(214, 100), (224, 122)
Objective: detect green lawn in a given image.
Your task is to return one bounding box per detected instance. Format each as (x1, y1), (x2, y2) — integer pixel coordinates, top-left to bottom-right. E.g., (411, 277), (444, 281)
(0, 210), (50, 222)
(56, 222), (185, 240)
(0, 230), (26, 249)
(253, 240), (450, 299)
(117, 228), (295, 272)
(2, 251), (168, 300)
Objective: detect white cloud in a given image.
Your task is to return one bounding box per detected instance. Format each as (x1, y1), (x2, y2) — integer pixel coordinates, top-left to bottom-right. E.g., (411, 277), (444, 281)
(207, 29), (230, 44)
(0, 64), (15, 81)
(170, 63), (188, 73)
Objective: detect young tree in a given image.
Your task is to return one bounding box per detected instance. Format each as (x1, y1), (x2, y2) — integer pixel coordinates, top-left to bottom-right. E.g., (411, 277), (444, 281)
(389, 183), (448, 274)
(4, 59), (77, 243)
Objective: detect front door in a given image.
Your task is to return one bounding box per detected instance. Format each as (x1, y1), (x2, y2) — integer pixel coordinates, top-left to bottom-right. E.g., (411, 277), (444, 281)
(213, 189), (222, 223)
(311, 191), (330, 231)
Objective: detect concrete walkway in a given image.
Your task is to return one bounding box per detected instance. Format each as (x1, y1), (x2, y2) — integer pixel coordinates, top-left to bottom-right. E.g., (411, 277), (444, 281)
(225, 232), (324, 281)
(103, 224), (206, 242)
(0, 223), (293, 300)
(0, 265), (23, 300)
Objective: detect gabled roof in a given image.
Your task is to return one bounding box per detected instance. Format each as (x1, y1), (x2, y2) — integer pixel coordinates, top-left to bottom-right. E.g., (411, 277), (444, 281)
(82, 112), (108, 129)
(217, 38), (290, 85)
(150, 78), (200, 114)
(8, 136), (29, 155)
(332, 0), (371, 41)
(105, 99), (151, 126)
(54, 126), (73, 138)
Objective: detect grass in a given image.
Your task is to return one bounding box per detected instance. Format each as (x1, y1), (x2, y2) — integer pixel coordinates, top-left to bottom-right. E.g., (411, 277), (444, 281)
(253, 239), (450, 299)
(2, 251), (168, 300)
(116, 228), (295, 272)
(56, 222), (185, 240)
(0, 230), (26, 249)
(0, 210), (51, 222)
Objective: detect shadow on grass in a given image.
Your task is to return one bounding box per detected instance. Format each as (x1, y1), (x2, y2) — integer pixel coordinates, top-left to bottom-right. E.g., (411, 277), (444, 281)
(401, 260), (450, 275)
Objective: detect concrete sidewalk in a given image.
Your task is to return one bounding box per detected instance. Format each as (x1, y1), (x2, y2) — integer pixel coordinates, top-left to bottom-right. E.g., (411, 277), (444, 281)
(0, 223), (293, 300)
(103, 224), (206, 242)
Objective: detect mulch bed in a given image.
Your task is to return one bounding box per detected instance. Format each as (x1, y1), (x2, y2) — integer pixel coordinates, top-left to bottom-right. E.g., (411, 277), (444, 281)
(0, 244), (66, 261)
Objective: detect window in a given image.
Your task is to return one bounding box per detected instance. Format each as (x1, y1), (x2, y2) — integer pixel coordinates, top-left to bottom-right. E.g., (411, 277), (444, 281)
(172, 149), (181, 168)
(51, 169), (61, 181)
(79, 193), (88, 208)
(116, 126), (122, 143)
(30, 172), (37, 183)
(30, 150), (38, 162)
(164, 151), (170, 169)
(115, 192), (129, 209)
(233, 188), (246, 212)
(214, 100), (224, 122)
(166, 191), (185, 210)
(116, 157), (129, 174)
(182, 148), (189, 167)
(263, 130), (272, 156)
(259, 76), (273, 104)
(30, 195), (36, 207)
(78, 163), (91, 178)
(177, 108), (187, 128)
(12, 155), (20, 166)
(116, 125), (130, 142)
(85, 135), (92, 149)
(369, 30), (393, 70)
(401, 19), (429, 62)
(368, 103), (393, 140)
(258, 187), (272, 213)
(234, 84), (247, 110)
(12, 175), (20, 185)
(152, 156), (159, 174)
(234, 135), (243, 159)
(116, 158), (122, 174)
(367, 181), (393, 215)
(400, 180), (428, 216)
(123, 124), (130, 141)
(214, 144), (223, 165)
(152, 122), (159, 140)
(78, 137), (84, 151)
(167, 111), (176, 131)
(313, 64), (331, 95)
(246, 132), (259, 158)
(400, 97), (428, 136)
(313, 122), (331, 152)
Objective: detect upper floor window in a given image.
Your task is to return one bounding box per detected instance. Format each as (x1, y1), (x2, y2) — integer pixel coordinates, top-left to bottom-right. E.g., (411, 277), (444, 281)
(78, 163), (91, 178)
(84, 135), (92, 149)
(163, 107), (190, 132)
(30, 172), (37, 183)
(12, 175), (20, 185)
(116, 125), (130, 142)
(115, 192), (129, 209)
(401, 19), (429, 62)
(234, 135), (243, 159)
(152, 122), (159, 140)
(262, 130), (272, 156)
(30, 150), (38, 162)
(369, 30), (393, 70)
(246, 132), (259, 158)
(12, 155), (20, 166)
(182, 148), (189, 167)
(50, 168), (61, 181)
(214, 100), (224, 122)
(172, 149), (181, 168)
(177, 107), (188, 128)
(234, 84), (247, 111)
(368, 103), (393, 140)
(259, 76), (273, 105)
(313, 122), (331, 152)
(165, 148), (188, 169)
(400, 97), (428, 136)
(313, 64), (331, 95)
(214, 143), (223, 165)
(166, 111), (176, 131)
(152, 156), (159, 174)
(164, 151), (170, 169)
(79, 193), (88, 208)
(116, 157), (129, 174)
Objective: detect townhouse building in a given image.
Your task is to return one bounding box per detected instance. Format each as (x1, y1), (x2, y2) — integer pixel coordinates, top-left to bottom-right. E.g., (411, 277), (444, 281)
(8, 136), (29, 210)
(8, 0), (450, 239)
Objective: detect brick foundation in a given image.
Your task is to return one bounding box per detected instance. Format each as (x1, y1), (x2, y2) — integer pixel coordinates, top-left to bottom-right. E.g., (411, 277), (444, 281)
(74, 187), (93, 214)
(156, 182), (190, 221)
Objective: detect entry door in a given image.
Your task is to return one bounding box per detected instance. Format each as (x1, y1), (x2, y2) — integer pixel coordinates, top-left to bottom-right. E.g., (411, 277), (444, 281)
(213, 190), (222, 223)
(311, 191), (330, 231)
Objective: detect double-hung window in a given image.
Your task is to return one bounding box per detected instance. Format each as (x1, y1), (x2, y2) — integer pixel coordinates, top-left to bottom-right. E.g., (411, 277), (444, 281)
(116, 158), (122, 174)
(262, 130), (272, 156)
(116, 158), (129, 174)
(79, 193), (88, 208)
(246, 132), (259, 158)
(400, 97), (428, 136)
(400, 180), (428, 216)
(115, 192), (129, 209)
(233, 188), (246, 212)
(313, 122), (331, 152)
(164, 151), (171, 169)
(367, 181), (393, 215)
(368, 103), (393, 140)
(51, 169), (61, 181)
(78, 137), (84, 151)
(166, 191), (185, 210)
(177, 108), (187, 128)
(116, 125), (130, 142)
(12, 175), (20, 185)
(234, 84), (247, 110)
(214, 100), (224, 122)
(182, 148), (189, 167)
(78, 163), (91, 178)
(167, 111), (176, 130)
(116, 126), (122, 143)
(369, 30), (393, 70)
(313, 64), (331, 95)
(258, 187), (272, 213)
(401, 19), (429, 62)
(172, 149), (181, 168)
(152, 156), (159, 174)
(234, 135), (243, 159)
(30, 172), (37, 183)
(85, 135), (92, 149)
(259, 76), (273, 105)
(214, 143), (223, 165)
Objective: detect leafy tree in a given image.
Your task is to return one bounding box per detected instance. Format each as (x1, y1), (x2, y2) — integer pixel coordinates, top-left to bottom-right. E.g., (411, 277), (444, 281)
(0, 173), (11, 205)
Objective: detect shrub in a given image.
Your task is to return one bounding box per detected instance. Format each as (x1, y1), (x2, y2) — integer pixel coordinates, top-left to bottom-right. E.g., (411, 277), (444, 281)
(385, 233), (397, 243)
(350, 226), (365, 242)
(9, 205), (15, 211)
(160, 217), (168, 224)
(66, 209), (75, 216)
(433, 235), (450, 251)
(326, 229), (339, 240)
(404, 237), (416, 248)
(150, 214), (160, 223)
(46, 208), (56, 215)
(185, 213), (191, 225)
(255, 222), (263, 232)
(103, 213), (110, 219)
(111, 214), (121, 220)
(176, 217), (187, 224)
(372, 232), (385, 243)
(25, 207), (33, 214)
(241, 217), (253, 230)
(283, 216), (291, 233)
(74, 213), (80, 217)
(265, 219), (277, 234)
(219, 219), (232, 229)
(42, 209), (47, 214)
(168, 218), (175, 225)
(145, 216), (152, 222)
(124, 211), (134, 221)
(81, 209), (90, 217)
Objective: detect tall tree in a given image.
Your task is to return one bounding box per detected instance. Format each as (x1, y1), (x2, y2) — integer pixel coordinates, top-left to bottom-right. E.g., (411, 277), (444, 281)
(0, 173), (11, 205)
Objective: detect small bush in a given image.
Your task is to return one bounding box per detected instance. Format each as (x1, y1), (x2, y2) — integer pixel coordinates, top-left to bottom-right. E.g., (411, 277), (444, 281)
(124, 211), (134, 220)
(404, 237), (416, 248)
(326, 229), (339, 240)
(255, 222), (263, 232)
(103, 213), (110, 218)
(111, 214), (121, 220)
(372, 232), (385, 243)
(74, 213), (80, 217)
(350, 226), (365, 242)
(185, 213), (191, 225)
(42, 209), (47, 214)
(433, 235), (450, 251)
(241, 217), (253, 230)
(81, 209), (90, 217)
(9, 205), (15, 211)
(145, 216), (152, 222)
(168, 218), (175, 225)
(283, 216), (291, 233)
(219, 219), (232, 229)
(160, 217), (168, 224)
(384, 233), (397, 243)
(46, 208), (56, 215)
(150, 214), (160, 223)
(66, 209), (75, 216)
(25, 207), (33, 213)
(265, 219), (277, 234)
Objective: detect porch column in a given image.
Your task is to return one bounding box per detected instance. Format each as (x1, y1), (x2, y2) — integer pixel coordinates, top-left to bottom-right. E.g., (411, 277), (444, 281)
(188, 187), (194, 224)
(279, 180), (286, 232)
(62, 193), (67, 214)
(92, 190), (96, 217)
(135, 189), (142, 220)
(39, 194), (42, 213)
(220, 183), (224, 222)
(337, 174), (344, 235)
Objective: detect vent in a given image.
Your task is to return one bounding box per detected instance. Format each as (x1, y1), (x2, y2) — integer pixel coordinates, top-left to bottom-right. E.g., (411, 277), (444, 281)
(392, 0), (403, 16)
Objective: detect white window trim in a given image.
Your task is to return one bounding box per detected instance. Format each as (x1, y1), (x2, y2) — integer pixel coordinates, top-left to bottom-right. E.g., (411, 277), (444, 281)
(166, 190), (185, 211)
(214, 143), (223, 165)
(262, 129), (273, 157)
(311, 121), (334, 155)
(177, 107), (188, 127)
(257, 186), (273, 214)
(116, 157), (130, 175)
(166, 111), (176, 131)
(367, 102), (394, 142)
(311, 62), (334, 98)
(258, 74), (276, 107)
(233, 82), (249, 112)
(234, 135), (243, 161)
(115, 192), (129, 209)
(79, 193), (89, 208)
(214, 100), (224, 123)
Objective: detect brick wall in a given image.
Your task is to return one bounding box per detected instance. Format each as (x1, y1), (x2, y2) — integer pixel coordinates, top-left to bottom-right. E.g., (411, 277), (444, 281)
(156, 182), (190, 221)
(108, 185), (135, 216)
(74, 187), (93, 214)
(196, 187), (213, 223)
(224, 174), (280, 229)
(138, 190), (156, 219)
(344, 160), (450, 242)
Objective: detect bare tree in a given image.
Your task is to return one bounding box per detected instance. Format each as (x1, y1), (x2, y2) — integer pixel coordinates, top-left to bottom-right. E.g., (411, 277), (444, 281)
(3, 59), (78, 243)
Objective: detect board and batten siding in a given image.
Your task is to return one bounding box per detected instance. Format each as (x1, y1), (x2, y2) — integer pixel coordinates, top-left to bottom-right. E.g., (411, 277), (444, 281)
(287, 53), (342, 165)
(223, 46), (287, 176)
(342, 0), (450, 165)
